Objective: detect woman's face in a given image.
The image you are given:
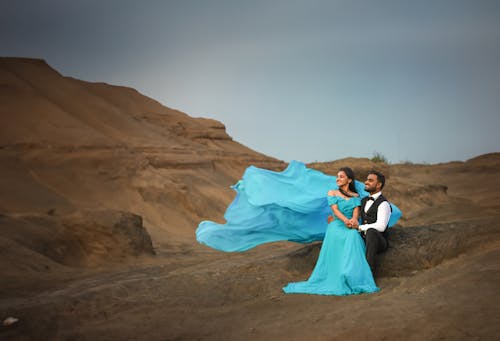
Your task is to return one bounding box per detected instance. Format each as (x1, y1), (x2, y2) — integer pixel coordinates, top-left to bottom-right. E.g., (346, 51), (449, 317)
(336, 171), (351, 188)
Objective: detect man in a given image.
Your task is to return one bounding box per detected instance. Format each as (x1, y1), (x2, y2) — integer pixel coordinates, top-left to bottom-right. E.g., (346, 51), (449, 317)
(350, 170), (392, 276)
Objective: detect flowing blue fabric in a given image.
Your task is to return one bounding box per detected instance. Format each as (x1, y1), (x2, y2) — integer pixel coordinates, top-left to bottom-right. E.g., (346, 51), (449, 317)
(283, 195), (379, 295)
(196, 161), (402, 252)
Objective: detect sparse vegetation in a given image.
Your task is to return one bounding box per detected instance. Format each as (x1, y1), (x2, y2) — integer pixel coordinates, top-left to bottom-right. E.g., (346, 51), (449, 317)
(371, 151), (388, 164)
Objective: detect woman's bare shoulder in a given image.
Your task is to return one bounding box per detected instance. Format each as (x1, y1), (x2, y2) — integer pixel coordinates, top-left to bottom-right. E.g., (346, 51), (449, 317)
(327, 189), (340, 196)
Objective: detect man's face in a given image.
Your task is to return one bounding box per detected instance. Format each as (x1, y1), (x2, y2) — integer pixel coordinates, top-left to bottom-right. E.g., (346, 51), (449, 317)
(364, 174), (381, 194)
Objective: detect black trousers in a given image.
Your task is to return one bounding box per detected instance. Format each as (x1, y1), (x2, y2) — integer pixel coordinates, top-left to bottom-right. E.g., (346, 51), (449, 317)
(363, 228), (388, 275)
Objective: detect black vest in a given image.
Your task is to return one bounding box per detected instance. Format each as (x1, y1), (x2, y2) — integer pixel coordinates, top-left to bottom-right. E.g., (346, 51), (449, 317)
(361, 195), (391, 238)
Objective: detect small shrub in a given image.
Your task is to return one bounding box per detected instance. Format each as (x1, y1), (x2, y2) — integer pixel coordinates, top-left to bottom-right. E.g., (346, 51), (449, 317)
(371, 152), (388, 164)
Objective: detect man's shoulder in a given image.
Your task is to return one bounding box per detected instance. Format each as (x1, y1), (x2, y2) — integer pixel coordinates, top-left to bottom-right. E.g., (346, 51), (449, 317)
(377, 197), (392, 211)
(377, 194), (389, 202)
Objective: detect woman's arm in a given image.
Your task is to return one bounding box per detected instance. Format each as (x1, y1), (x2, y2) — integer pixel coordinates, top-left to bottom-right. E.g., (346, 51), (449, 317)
(330, 203), (350, 225)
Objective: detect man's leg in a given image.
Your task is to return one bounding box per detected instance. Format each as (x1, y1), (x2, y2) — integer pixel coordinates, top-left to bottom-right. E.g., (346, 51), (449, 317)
(365, 228), (388, 275)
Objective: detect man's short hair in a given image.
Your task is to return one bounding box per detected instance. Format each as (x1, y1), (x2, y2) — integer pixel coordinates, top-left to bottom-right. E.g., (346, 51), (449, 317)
(368, 170), (385, 189)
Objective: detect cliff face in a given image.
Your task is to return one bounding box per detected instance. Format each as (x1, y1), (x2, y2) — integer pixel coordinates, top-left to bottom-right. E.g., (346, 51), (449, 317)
(0, 58), (285, 256)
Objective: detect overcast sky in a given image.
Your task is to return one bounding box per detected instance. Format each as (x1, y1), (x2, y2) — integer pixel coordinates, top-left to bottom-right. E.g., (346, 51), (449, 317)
(2, 0), (499, 164)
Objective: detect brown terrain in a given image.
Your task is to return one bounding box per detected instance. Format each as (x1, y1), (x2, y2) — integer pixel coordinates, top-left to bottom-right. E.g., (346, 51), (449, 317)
(0, 57), (499, 340)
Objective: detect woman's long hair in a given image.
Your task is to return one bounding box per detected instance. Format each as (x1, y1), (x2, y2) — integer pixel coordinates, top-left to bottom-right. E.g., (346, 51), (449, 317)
(338, 167), (357, 195)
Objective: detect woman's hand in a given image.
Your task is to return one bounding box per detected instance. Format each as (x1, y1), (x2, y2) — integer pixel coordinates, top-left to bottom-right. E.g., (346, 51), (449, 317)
(344, 218), (358, 229)
(348, 218), (359, 229)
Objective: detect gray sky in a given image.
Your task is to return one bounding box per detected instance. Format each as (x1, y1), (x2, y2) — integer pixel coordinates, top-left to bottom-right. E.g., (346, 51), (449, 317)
(2, 0), (499, 164)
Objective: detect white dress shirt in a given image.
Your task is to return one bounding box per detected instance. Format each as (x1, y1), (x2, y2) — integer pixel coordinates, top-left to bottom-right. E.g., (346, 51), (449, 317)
(359, 191), (391, 233)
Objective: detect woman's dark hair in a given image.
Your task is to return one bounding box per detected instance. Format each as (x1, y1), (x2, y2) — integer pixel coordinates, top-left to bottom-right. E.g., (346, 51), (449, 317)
(339, 167), (357, 194)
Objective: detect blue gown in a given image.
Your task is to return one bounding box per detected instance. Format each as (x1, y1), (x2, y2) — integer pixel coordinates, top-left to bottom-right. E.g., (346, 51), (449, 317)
(283, 195), (379, 295)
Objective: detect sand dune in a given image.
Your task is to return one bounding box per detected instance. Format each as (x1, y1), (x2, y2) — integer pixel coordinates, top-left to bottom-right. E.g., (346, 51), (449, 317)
(0, 58), (499, 340)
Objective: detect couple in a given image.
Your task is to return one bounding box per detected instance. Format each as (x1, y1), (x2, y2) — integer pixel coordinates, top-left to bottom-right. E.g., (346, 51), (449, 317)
(196, 161), (401, 296)
(283, 167), (390, 295)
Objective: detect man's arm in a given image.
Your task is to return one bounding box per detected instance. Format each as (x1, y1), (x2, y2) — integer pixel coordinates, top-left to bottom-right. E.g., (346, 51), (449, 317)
(359, 201), (391, 232)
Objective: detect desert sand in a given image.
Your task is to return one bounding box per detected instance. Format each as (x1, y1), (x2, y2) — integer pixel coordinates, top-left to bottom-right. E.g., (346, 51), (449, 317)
(0, 58), (499, 340)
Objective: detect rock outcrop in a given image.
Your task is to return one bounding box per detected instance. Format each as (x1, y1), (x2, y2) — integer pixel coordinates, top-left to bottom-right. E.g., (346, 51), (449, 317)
(286, 217), (500, 278)
(0, 210), (154, 268)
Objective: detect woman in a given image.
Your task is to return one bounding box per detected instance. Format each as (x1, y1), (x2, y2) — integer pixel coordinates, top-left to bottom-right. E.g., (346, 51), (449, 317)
(282, 167), (379, 295)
